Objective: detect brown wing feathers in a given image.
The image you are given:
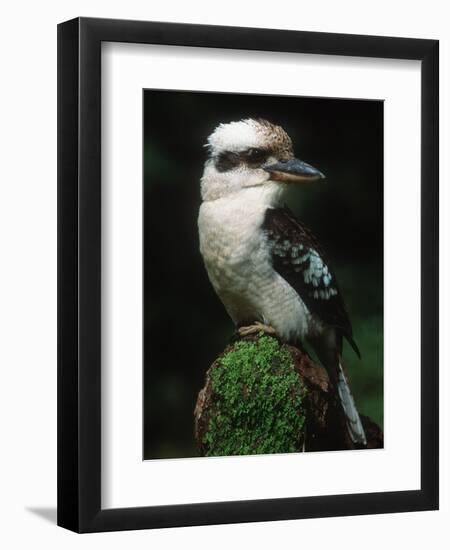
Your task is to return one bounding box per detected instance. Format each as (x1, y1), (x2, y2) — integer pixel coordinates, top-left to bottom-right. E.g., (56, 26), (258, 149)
(263, 206), (360, 358)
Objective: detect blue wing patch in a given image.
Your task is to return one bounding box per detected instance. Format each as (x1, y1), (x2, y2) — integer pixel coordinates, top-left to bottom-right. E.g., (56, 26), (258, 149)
(271, 237), (338, 301)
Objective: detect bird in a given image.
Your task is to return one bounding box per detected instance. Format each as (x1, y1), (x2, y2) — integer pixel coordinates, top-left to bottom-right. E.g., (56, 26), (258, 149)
(198, 117), (367, 447)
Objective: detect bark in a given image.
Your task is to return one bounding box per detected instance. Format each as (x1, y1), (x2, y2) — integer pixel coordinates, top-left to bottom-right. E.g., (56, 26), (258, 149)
(194, 334), (383, 455)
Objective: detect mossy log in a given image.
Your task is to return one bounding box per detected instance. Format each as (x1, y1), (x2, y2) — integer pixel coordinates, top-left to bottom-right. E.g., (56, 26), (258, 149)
(194, 333), (383, 456)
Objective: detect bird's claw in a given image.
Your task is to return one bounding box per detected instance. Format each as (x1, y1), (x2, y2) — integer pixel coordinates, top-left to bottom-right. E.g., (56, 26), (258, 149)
(238, 322), (277, 338)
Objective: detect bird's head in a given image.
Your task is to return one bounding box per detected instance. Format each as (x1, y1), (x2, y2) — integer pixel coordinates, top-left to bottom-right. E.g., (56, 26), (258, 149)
(200, 118), (324, 202)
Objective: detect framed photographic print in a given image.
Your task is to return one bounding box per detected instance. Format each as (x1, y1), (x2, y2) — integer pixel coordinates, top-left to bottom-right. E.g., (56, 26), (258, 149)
(57, 17), (439, 532)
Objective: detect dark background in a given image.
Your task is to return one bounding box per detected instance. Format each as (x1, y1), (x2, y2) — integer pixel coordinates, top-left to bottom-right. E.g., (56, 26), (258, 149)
(143, 90), (383, 459)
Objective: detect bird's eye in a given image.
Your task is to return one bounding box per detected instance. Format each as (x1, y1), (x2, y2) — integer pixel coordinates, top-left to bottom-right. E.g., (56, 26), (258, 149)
(245, 148), (267, 164)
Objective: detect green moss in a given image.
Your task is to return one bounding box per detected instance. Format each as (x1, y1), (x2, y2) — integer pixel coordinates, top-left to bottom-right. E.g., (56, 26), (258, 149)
(202, 334), (307, 456)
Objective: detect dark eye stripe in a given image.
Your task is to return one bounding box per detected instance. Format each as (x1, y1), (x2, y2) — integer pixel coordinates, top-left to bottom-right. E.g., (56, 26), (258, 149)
(214, 148), (268, 173)
(215, 151), (240, 172)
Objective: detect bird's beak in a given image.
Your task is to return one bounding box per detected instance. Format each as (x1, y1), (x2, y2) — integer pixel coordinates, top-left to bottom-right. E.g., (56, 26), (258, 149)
(264, 158), (325, 184)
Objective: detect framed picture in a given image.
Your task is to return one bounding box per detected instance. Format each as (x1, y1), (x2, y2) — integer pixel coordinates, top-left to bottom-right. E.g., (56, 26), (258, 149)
(58, 17), (439, 532)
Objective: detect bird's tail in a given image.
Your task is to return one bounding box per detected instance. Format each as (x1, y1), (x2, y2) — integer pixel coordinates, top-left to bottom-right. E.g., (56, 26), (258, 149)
(336, 357), (367, 446)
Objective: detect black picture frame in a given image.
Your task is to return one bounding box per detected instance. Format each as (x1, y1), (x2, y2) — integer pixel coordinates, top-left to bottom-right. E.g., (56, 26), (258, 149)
(57, 17), (439, 533)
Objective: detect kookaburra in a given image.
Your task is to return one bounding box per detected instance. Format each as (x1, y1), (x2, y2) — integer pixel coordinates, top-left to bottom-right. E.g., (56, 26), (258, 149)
(198, 118), (366, 446)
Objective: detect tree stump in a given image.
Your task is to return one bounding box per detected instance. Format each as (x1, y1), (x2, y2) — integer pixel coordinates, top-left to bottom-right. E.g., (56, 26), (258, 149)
(194, 333), (383, 456)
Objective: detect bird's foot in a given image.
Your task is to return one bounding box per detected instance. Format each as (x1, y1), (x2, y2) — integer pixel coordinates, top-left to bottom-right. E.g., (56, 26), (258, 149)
(238, 322), (277, 338)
